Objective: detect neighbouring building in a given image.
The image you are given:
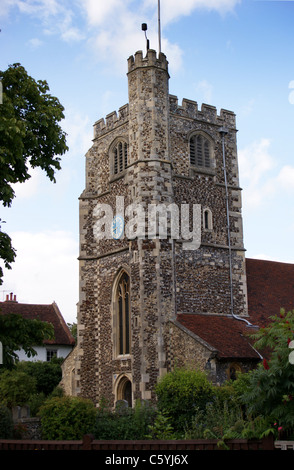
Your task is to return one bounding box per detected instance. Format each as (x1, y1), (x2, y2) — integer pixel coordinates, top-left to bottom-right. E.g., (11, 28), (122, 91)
(61, 49), (294, 407)
(0, 293), (75, 362)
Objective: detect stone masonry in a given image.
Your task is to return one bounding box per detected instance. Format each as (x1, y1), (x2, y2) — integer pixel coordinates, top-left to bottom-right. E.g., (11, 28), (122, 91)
(64, 49), (248, 407)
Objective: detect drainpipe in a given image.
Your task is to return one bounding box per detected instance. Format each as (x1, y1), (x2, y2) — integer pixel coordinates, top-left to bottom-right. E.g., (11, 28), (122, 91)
(219, 127), (255, 329)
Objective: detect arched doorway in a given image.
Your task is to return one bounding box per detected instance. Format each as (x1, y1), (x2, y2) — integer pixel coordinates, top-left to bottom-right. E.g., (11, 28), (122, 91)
(116, 375), (132, 408)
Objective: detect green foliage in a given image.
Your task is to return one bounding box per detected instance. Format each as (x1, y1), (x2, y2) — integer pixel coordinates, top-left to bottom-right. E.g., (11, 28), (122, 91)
(0, 360), (64, 416)
(238, 309), (294, 435)
(184, 394), (243, 440)
(17, 359), (63, 396)
(0, 221), (16, 285)
(0, 369), (36, 408)
(0, 63), (68, 208)
(67, 322), (77, 341)
(0, 313), (54, 368)
(0, 63), (68, 285)
(94, 399), (156, 440)
(146, 411), (176, 440)
(0, 404), (14, 438)
(155, 367), (214, 434)
(39, 396), (97, 440)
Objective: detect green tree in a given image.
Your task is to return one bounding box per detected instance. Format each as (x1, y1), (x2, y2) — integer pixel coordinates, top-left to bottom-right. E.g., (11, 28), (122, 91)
(0, 63), (68, 284)
(239, 308), (294, 436)
(17, 358), (63, 396)
(67, 322), (77, 341)
(155, 367), (214, 434)
(0, 63), (68, 207)
(0, 220), (16, 286)
(0, 369), (36, 408)
(0, 313), (54, 368)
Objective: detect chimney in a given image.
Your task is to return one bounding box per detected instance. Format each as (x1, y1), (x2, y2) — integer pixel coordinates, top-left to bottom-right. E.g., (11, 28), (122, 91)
(6, 292), (17, 302)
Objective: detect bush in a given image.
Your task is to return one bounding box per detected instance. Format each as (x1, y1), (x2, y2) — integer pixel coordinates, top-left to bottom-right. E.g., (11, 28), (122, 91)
(0, 369), (36, 408)
(184, 396), (244, 440)
(155, 367), (214, 434)
(39, 396), (97, 440)
(0, 404), (13, 439)
(94, 399), (156, 440)
(235, 309), (294, 437)
(146, 411), (176, 440)
(17, 359), (63, 396)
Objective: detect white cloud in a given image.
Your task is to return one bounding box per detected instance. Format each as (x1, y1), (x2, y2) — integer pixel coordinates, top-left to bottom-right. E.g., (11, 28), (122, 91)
(275, 165), (294, 192)
(26, 37), (43, 48)
(1, 0), (84, 43)
(81, 0), (130, 26)
(63, 109), (92, 157)
(81, 0), (239, 74)
(0, 230), (79, 323)
(1, 0), (240, 72)
(239, 138), (294, 210)
(195, 79), (214, 103)
(11, 166), (44, 200)
(143, 0), (241, 25)
(240, 98), (255, 117)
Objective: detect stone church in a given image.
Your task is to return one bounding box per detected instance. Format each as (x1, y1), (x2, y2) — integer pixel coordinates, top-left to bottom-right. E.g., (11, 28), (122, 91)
(61, 49), (294, 407)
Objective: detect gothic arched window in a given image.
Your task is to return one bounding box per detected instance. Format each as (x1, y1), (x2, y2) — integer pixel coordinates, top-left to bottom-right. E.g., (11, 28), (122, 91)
(190, 133), (212, 169)
(115, 272), (130, 355)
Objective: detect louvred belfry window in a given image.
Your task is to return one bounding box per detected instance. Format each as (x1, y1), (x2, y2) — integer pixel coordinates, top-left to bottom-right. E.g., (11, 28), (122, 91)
(113, 141), (128, 175)
(190, 134), (212, 168)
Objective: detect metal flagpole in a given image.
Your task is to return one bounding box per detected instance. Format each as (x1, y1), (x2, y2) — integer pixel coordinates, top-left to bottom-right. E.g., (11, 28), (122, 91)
(158, 0), (161, 54)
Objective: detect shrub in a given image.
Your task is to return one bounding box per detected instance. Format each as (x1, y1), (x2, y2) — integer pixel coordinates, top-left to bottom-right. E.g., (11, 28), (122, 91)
(94, 399), (156, 440)
(39, 396), (97, 440)
(155, 367), (214, 434)
(184, 396), (244, 440)
(0, 404), (13, 439)
(236, 309), (294, 437)
(0, 369), (36, 408)
(146, 411), (176, 440)
(17, 359), (63, 396)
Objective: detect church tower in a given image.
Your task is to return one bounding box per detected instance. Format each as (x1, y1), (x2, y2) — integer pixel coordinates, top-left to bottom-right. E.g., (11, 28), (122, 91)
(73, 48), (248, 407)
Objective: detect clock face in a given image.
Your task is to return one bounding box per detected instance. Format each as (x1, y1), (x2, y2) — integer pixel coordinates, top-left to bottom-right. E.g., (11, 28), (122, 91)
(111, 215), (124, 239)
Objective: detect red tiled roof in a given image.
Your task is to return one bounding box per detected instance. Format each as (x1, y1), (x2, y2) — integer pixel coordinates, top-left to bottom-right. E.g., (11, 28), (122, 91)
(176, 258), (294, 360)
(176, 314), (259, 359)
(246, 258), (294, 328)
(0, 300), (75, 346)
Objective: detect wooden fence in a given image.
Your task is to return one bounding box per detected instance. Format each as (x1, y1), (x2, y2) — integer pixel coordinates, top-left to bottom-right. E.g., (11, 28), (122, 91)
(0, 434), (276, 451)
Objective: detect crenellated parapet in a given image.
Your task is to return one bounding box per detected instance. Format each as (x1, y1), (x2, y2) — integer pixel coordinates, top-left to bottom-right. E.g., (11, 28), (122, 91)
(127, 49), (169, 75)
(169, 95), (236, 128)
(93, 103), (129, 139)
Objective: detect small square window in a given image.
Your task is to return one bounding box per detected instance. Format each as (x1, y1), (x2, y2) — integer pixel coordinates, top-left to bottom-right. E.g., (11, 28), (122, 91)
(46, 349), (57, 362)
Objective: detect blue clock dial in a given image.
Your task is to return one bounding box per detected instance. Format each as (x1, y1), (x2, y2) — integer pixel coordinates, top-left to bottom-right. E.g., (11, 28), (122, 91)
(111, 215), (124, 239)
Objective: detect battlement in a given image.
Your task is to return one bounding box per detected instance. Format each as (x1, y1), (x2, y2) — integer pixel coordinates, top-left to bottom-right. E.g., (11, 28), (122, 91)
(93, 103), (129, 139)
(169, 95), (236, 128)
(127, 49), (169, 74)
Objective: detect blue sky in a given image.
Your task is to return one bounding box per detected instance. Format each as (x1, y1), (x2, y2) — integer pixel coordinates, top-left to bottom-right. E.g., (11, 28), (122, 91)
(1, 0), (294, 323)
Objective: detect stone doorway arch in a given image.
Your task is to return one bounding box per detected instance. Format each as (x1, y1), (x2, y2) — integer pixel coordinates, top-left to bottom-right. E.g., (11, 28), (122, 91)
(116, 375), (132, 408)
